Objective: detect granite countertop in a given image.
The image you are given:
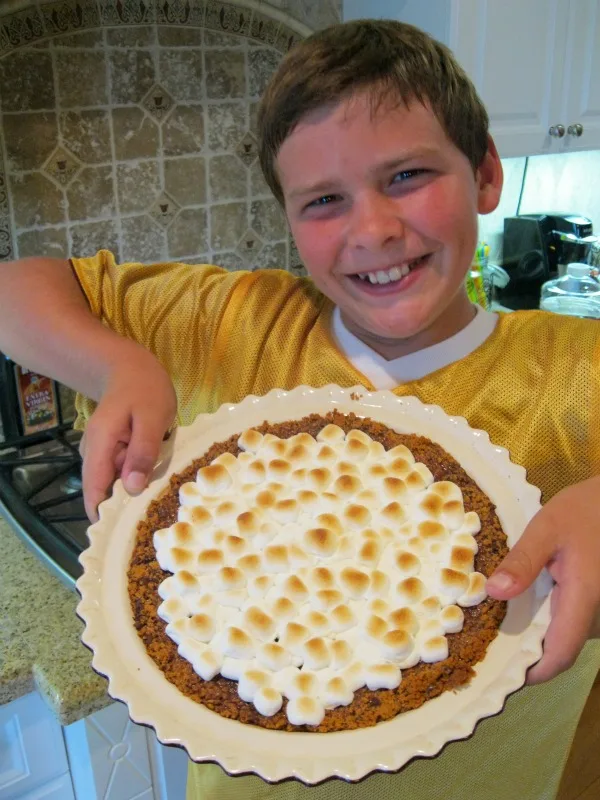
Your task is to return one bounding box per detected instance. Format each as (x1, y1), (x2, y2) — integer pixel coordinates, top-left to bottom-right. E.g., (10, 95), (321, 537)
(0, 515), (111, 725)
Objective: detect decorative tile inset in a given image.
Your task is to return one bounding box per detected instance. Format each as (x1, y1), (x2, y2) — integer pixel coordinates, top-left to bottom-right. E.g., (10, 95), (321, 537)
(236, 228), (263, 259)
(236, 131), (258, 167)
(205, 0), (251, 38)
(99, 0), (156, 25)
(250, 12), (281, 47)
(43, 146), (81, 186)
(157, 0), (205, 26)
(149, 192), (181, 228)
(41, 0), (101, 36)
(0, 8), (45, 57)
(0, 216), (12, 261)
(142, 84), (175, 122)
(274, 24), (302, 55)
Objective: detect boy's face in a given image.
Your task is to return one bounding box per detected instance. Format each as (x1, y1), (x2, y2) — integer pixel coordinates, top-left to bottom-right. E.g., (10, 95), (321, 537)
(277, 91), (502, 358)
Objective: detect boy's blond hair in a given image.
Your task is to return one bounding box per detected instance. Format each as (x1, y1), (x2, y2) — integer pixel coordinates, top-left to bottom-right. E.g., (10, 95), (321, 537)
(258, 19), (490, 205)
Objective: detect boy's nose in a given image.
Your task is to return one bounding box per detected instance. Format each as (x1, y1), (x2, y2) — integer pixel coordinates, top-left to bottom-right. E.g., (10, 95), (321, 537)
(346, 192), (405, 251)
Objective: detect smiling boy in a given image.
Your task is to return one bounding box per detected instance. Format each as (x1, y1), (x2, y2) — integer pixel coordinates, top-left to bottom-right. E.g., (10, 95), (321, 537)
(0, 19), (599, 800)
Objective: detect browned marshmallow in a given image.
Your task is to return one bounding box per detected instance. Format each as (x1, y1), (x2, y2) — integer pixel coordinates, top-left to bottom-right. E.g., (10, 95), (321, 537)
(213, 500), (238, 522)
(316, 423), (346, 444)
(282, 575), (309, 603)
(368, 464), (388, 479)
(287, 443), (312, 466)
(314, 588), (344, 610)
(306, 467), (333, 491)
(339, 567), (370, 598)
(316, 444), (337, 463)
(272, 498), (300, 524)
(458, 572), (487, 606)
(358, 538), (383, 567)
(430, 480), (462, 501)
(387, 457), (412, 478)
(362, 614), (387, 643)
(237, 510), (261, 537)
(281, 621), (309, 654)
(184, 506), (213, 529)
(396, 576), (426, 604)
(344, 438), (369, 461)
(296, 490), (319, 511)
(188, 613), (216, 642)
(368, 569), (390, 597)
(255, 490), (276, 509)
(420, 595), (442, 616)
(382, 476), (408, 501)
(418, 520), (447, 540)
(388, 606), (419, 634)
(344, 503), (371, 529)
(309, 566), (335, 590)
(267, 458), (291, 481)
(264, 544), (290, 572)
(439, 567), (470, 600)
(333, 474), (362, 497)
(330, 639), (353, 669)
(222, 626), (254, 659)
(236, 553), (262, 575)
(171, 547), (195, 570)
(171, 521), (195, 545)
(381, 628), (412, 660)
(449, 545), (475, 573)
(179, 482), (202, 505)
(418, 492), (444, 518)
(197, 548), (224, 573)
(270, 596), (296, 622)
(336, 460), (360, 476)
(289, 543), (311, 567)
(197, 463), (232, 494)
(381, 501), (407, 525)
(238, 428), (263, 452)
(346, 429), (372, 446)
(244, 606), (276, 641)
(304, 527), (338, 557)
(216, 566), (246, 591)
(395, 550), (421, 576)
(316, 513), (343, 535)
(303, 637), (330, 669)
(330, 603), (357, 632)
(212, 451), (238, 471)
(224, 535), (246, 556)
(304, 610), (330, 634)
(441, 499), (465, 530)
(369, 598), (390, 616)
(440, 604), (465, 633)
(288, 432), (317, 449)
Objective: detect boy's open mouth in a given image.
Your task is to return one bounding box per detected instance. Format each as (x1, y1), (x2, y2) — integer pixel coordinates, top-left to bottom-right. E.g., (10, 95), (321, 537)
(348, 254), (430, 287)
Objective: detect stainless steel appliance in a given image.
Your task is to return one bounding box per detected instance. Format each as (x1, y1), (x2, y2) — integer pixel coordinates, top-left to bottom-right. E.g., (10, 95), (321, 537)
(496, 213), (599, 310)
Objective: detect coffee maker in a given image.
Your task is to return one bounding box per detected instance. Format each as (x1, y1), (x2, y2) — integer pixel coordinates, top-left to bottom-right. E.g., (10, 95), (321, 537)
(496, 213), (599, 310)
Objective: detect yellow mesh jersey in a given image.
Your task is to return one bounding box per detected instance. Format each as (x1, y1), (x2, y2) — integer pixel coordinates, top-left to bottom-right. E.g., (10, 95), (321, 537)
(71, 251), (600, 800)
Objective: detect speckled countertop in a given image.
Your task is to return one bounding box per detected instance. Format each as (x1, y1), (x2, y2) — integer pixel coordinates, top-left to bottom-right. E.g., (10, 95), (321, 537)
(0, 514), (111, 725)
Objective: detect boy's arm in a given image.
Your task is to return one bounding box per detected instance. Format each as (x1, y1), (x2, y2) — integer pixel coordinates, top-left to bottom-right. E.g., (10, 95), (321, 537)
(487, 474), (600, 683)
(0, 257), (176, 520)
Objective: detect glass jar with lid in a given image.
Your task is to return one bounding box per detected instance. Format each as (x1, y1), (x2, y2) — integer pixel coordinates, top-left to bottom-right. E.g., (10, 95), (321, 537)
(539, 263), (600, 319)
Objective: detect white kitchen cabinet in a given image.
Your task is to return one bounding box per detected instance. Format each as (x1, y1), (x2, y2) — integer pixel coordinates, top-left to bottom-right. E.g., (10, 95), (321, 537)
(343, 0), (600, 157)
(1, 693), (188, 800)
(0, 692), (73, 800)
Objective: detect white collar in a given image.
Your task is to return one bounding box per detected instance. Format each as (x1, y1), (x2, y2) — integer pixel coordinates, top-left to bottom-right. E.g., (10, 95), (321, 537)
(331, 305), (498, 389)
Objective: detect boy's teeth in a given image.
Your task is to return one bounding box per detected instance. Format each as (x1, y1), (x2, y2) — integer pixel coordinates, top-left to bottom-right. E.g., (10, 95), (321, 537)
(358, 256), (424, 284)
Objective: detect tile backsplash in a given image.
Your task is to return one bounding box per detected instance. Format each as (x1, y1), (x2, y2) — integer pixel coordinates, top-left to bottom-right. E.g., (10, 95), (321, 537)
(0, 0), (342, 272)
(479, 149), (600, 262)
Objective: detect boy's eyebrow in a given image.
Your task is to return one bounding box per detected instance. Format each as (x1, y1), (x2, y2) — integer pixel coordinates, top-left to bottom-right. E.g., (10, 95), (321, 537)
(287, 149), (440, 200)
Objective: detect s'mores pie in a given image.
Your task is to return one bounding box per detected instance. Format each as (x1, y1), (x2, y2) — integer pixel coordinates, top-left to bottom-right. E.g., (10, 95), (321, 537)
(129, 410), (508, 733)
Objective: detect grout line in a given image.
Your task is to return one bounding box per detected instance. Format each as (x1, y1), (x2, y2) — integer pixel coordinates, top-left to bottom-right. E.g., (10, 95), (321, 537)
(200, 25), (212, 261)
(47, 28), (69, 256)
(102, 24), (123, 262)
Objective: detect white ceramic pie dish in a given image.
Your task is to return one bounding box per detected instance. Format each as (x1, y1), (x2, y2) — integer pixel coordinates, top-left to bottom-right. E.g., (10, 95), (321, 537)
(76, 385), (552, 785)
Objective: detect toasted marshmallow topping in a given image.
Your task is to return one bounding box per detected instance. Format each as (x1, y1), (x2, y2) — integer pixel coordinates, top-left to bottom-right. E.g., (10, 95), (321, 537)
(156, 426), (489, 724)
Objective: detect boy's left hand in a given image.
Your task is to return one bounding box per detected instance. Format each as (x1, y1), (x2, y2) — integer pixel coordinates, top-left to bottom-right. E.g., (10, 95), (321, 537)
(486, 475), (600, 684)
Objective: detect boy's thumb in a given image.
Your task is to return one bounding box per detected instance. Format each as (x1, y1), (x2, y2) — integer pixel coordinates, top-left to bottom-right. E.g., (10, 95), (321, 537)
(486, 531), (551, 599)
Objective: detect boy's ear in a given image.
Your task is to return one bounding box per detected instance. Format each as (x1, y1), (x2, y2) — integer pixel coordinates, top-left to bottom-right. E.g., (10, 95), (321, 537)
(476, 135), (503, 215)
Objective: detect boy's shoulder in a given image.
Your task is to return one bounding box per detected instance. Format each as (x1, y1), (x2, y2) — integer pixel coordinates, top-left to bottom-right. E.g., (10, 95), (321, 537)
(495, 308), (600, 355)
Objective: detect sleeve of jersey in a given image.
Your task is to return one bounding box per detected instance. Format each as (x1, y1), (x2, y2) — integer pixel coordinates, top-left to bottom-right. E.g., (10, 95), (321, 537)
(69, 249), (249, 392)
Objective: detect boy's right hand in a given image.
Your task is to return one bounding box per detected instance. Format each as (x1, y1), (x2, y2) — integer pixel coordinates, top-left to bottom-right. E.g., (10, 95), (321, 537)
(79, 355), (177, 522)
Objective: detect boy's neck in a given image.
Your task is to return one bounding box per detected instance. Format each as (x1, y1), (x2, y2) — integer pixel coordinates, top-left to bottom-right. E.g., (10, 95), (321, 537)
(339, 296), (478, 362)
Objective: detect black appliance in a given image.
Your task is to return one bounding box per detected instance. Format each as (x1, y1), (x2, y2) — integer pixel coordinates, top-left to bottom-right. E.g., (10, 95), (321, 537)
(497, 213), (598, 310)
(0, 357), (86, 588)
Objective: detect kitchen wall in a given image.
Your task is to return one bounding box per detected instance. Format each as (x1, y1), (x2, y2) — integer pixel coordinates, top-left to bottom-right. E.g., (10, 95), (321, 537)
(479, 149), (600, 262)
(0, 0), (341, 272)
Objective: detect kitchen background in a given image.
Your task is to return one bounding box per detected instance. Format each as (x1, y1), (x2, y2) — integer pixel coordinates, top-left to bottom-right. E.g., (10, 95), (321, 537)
(0, 0), (599, 431)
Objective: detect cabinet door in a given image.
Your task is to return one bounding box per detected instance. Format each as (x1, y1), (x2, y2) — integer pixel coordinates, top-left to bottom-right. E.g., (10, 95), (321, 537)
(450, 0), (570, 157)
(560, 0), (600, 151)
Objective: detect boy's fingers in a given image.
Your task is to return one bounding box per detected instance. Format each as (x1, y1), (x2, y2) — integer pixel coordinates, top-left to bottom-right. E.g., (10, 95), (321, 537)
(120, 413), (168, 495)
(527, 571), (597, 684)
(82, 423), (123, 522)
(486, 510), (556, 599)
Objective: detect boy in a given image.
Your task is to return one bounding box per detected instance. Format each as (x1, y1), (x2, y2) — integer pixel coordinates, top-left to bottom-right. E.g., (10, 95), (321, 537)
(1, 19), (599, 800)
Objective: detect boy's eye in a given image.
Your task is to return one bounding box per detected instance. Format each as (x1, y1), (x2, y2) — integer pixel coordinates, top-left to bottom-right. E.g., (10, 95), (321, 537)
(307, 194), (339, 209)
(392, 168), (428, 183)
